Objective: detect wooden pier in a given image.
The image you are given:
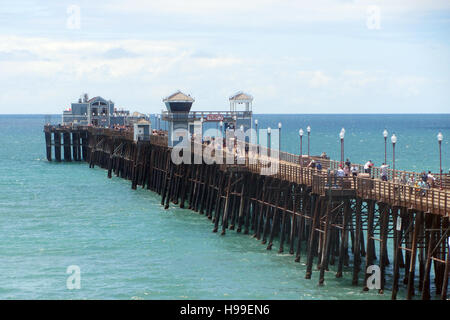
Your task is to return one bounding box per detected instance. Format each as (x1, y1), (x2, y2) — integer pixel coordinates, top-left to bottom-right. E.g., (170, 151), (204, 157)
(44, 124), (449, 300)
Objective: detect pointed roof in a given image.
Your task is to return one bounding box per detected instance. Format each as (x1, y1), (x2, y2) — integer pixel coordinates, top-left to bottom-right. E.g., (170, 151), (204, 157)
(163, 90), (194, 102)
(229, 91), (253, 101)
(137, 119), (150, 125)
(87, 96), (109, 104)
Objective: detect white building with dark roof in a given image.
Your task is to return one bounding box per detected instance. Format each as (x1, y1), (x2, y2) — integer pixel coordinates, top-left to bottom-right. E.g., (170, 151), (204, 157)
(62, 93), (146, 127)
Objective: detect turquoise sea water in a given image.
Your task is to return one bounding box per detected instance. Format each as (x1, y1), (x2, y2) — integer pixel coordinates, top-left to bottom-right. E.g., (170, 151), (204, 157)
(0, 114), (448, 300)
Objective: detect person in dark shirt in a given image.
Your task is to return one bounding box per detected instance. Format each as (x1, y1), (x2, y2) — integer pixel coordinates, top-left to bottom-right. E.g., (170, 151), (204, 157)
(345, 158), (351, 169)
(421, 171), (428, 183)
(316, 161), (322, 171)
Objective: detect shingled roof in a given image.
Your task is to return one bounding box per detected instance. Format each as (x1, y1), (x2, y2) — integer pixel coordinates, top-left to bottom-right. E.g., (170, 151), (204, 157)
(87, 96), (109, 104)
(163, 90), (194, 102)
(229, 91), (253, 101)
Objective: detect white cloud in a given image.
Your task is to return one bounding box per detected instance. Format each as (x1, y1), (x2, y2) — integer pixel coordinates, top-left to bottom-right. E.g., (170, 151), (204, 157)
(390, 75), (428, 97)
(104, 0), (450, 23)
(0, 35), (243, 81)
(298, 71), (332, 88)
(341, 70), (379, 87)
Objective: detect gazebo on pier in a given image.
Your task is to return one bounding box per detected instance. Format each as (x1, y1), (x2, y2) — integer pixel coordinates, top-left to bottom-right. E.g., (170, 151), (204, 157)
(161, 90), (253, 147)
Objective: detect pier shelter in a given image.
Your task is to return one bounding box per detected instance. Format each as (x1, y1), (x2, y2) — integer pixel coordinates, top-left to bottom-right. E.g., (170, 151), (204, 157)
(162, 90), (253, 147)
(133, 119), (151, 141)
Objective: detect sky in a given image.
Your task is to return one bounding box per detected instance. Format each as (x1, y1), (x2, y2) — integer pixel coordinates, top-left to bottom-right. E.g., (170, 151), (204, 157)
(0, 0), (449, 114)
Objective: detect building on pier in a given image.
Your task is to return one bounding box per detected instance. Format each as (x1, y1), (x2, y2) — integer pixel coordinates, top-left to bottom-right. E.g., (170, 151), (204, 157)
(162, 90), (253, 147)
(133, 119), (151, 142)
(62, 93), (148, 127)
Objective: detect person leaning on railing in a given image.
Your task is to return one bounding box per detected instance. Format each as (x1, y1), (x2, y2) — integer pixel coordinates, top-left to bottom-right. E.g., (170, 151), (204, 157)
(336, 165), (346, 188)
(351, 164), (359, 177)
(419, 179), (429, 196)
(426, 171), (436, 188)
(316, 161), (322, 172)
(380, 163), (389, 181)
(364, 160), (374, 178)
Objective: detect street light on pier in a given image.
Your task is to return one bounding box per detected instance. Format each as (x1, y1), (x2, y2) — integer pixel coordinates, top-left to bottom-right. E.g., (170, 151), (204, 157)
(299, 128), (304, 161)
(278, 122), (282, 152)
(391, 134), (397, 181)
(383, 129), (388, 164)
(200, 116), (204, 143)
(438, 132), (443, 189)
(278, 122), (282, 174)
(267, 127), (271, 158)
(307, 125), (311, 157)
(219, 120), (223, 147)
(339, 128), (345, 165)
(254, 119), (259, 157)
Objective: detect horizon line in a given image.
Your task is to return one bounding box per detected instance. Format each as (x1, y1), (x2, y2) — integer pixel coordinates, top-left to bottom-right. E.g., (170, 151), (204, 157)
(1, 113), (450, 116)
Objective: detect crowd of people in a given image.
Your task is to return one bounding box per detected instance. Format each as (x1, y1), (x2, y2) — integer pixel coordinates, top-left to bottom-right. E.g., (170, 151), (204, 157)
(311, 156), (441, 196)
(152, 129), (166, 136)
(112, 124), (130, 131)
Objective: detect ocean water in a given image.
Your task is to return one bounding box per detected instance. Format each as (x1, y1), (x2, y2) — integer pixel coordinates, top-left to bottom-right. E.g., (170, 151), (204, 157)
(0, 114), (448, 300)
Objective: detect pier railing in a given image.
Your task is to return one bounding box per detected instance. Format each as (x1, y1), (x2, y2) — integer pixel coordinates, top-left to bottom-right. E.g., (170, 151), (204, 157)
(150, 134), (169, 146)
(356, 177), (449, 216)
(188, 138), (449, 216)
(242, 139), (447, 190)
(161, 110), (252, 121)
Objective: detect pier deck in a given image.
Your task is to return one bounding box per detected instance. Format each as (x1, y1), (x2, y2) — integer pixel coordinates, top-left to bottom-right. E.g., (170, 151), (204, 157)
(43, 124), (449, 300)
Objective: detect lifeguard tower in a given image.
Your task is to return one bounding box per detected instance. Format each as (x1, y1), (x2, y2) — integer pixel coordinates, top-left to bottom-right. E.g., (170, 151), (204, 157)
(161, 90), (253, 147)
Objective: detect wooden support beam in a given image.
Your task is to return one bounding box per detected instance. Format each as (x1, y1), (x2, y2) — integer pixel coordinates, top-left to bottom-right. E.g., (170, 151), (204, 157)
(336, 199), (351, 278)
(352, 199), (363, 285)
(363, 200), (375, 291)
(305, 195), (321, 279)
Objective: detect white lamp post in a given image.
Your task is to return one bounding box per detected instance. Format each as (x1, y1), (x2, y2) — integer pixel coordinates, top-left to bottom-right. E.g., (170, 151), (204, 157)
(391, 134), (397, 180)
(307, 125), (311, 156)
(278, 122), (282, 152)
(299, 128), (304, 157)
(254, 119), (259, 157)
(339, 128), (345, 165)
(438, 132), (443, 189)
(383, 129), (388, 164)
(200, 117), (204, 143)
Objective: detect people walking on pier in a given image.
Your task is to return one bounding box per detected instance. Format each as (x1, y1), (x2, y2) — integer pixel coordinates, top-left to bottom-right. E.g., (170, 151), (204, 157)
(400, 172), (407, 184)
(380, 163), (389, 181)
(427, 171), (436, 188)
(351, 164), (359, 177)
(316, 160), (322, 171)
(345, 158), (351, 169)
(343, 164), (350, 177)
(419, 179), (429, 196)
(364, 160), (374, 176)
(421, 171), (428, 183)
(337, 165), (345, 177)
(407, 175), (415, 186)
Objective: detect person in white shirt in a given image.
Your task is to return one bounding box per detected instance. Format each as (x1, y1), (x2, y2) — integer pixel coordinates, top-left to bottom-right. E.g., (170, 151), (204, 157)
(351, 165), (359, 177)
(427, 171), (435, 188)
(380, 163), (389, 181)
(364, 160), (373, 175)
(337, 166), (346, 177)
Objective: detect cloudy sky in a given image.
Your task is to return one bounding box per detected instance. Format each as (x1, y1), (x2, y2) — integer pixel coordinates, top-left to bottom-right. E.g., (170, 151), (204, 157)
(1, 0), (449, 114)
